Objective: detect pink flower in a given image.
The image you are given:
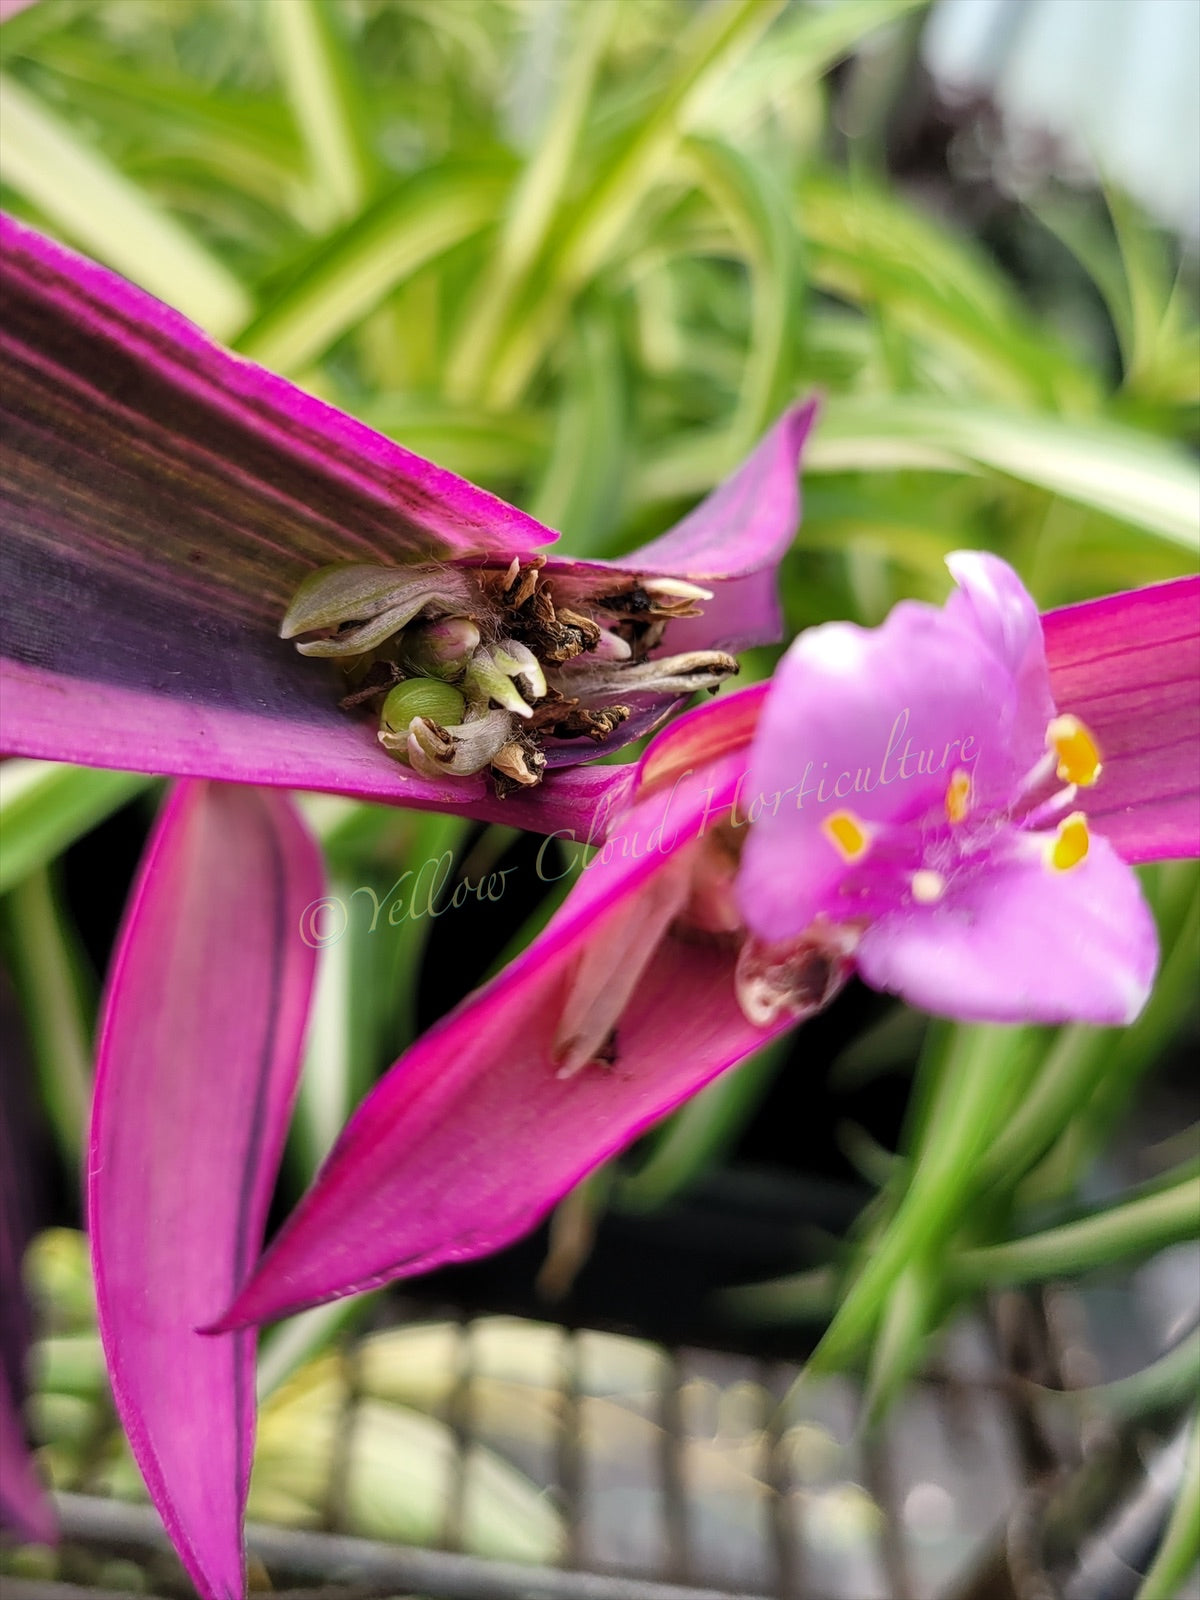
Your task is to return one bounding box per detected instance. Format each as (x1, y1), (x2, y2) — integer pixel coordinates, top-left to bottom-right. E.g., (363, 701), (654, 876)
(736, 552), (1163, 1026)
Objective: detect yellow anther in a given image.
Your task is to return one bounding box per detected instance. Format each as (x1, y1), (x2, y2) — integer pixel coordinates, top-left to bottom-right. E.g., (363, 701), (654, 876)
(1048, 812), (1090, 873)
(911, 869), (946, 904)
(823, 810), (870, 861)
(1046, 714), (1102, 787)
(945, 769), (972, 824)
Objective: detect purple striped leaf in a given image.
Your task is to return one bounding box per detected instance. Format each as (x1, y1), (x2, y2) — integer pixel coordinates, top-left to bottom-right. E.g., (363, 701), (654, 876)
(89, 782), (321, 1599)
(0, 214), (816, 815)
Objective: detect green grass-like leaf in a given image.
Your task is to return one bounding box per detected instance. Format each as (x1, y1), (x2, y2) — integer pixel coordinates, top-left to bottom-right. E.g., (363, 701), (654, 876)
(0, 70), (252, 335)
(236, 163), (512, 373)
(0, 761), (153, 897)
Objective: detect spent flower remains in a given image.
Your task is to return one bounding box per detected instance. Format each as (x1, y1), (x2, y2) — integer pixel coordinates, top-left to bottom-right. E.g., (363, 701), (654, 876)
(281, 555), (736, 793)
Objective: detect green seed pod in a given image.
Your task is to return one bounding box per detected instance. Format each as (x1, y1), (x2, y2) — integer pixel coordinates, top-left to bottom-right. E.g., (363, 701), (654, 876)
(379, 678), (466, 735)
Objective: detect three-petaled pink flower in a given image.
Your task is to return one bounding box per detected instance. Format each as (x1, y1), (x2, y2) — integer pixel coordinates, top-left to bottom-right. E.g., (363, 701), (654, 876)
(736, 552), (1160, 1027)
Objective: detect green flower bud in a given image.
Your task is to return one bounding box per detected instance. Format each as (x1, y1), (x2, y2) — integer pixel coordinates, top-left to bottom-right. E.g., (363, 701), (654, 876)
(379, 678), (467, 735)
(493, 639), (547, 699)
(463, 640), (547, 718)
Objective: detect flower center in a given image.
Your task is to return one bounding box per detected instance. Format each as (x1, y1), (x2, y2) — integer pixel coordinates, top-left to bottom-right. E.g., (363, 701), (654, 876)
(814, 712), (1103, 907)
(281, 560), (739, 790)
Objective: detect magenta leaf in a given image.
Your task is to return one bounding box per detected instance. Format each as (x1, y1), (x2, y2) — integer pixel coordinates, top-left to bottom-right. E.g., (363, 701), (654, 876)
(557, 397), (821, 656)
(89, 782), (321, 1599)
(216, 705), (785, 1329)
(1043, 573), (1200, 863)
(0, 212), (550, 808)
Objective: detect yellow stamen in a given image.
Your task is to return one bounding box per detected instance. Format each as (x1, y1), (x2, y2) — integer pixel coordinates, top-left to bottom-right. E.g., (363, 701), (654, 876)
(911, 869), (946, 904)
(823, 810), (870, 861)
(1046, 715), (1102, 787)
(945, 769), (972, 824)
(1048, 812), (1090, 873)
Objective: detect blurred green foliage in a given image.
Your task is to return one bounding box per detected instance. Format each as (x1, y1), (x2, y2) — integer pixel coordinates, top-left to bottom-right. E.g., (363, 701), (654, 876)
(1, 0), (1197, 1524)
(2, 0), (1195, 622)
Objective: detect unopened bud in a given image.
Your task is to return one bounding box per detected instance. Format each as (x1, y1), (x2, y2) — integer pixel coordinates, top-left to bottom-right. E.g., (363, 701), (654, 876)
(643, 577), (713, 604)
(464, 642), (545, 718)
(550, 650), (738, 700)
(492, 640), (547, 700)
(402, 616), (481, 679)
(590, 627), (632, 662)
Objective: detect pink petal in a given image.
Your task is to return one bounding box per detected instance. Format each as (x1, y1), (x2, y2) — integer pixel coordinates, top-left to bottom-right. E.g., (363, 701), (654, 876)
(945, 550), (1057, 760)
(736, 593), (1037, 946)
(216, 700), (778, 1328)
(856, 832), (1158, 1025)
(1043, 575), (1200, 863)
(89, 782), (321, 1599)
